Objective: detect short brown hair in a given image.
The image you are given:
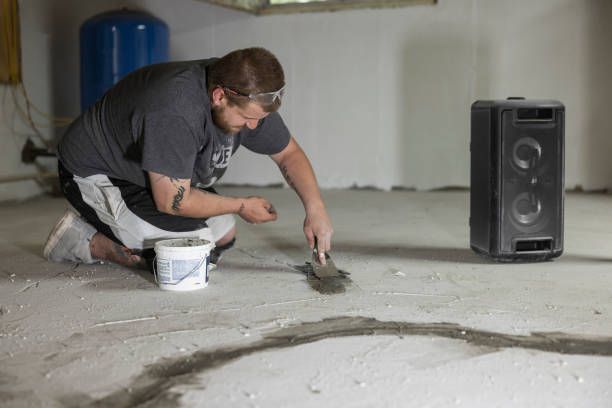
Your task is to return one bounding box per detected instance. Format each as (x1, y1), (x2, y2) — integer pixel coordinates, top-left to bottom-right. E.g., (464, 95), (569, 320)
(207, 47), (285, 112)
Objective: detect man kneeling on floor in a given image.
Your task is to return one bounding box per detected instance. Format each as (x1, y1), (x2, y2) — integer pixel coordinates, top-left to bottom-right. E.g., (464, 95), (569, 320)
(44, 47), (333, 271)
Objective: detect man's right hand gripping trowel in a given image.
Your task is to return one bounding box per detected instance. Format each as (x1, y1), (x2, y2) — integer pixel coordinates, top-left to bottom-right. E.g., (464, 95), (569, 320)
(311, 236), (341, 278)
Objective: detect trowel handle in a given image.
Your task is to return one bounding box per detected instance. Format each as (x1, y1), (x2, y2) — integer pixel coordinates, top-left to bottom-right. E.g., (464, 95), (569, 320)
(313, 236), (326, 264)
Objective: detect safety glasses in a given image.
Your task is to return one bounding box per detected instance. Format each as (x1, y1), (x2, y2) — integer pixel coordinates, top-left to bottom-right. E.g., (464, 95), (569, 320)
(222, 85), (286, 106)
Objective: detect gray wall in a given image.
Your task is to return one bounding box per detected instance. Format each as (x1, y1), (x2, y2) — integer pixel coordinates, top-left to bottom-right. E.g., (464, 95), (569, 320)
(1, 0), (611, 201)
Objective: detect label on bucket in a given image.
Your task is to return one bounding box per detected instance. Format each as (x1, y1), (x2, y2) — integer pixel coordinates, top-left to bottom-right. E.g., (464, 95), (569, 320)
(157, 258), (204, 283)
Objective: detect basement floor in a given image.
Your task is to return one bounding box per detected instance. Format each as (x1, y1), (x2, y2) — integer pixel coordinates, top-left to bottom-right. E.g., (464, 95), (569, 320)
(1, 187), (612, 407)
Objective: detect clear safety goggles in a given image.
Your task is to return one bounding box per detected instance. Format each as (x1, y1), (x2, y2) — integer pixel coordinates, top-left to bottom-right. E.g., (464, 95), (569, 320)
(223, 85), (286, 106)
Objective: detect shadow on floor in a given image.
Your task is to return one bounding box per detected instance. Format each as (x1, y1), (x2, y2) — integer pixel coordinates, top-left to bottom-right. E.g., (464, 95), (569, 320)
(253, 238), (612, 265)
(558, 254), (612, 264)
(217, 261), (303, 275)
(254, 239), (489, 264)
(332, 243), (488, 264)
(12, 242), (44, 258)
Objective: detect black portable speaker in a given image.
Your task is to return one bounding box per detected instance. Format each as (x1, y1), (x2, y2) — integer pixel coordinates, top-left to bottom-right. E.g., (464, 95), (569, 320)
(470, 98), (564, 261)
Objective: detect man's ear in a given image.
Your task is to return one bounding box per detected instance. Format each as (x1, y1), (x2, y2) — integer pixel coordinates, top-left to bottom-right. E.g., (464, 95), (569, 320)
(211, 87), (225, 107)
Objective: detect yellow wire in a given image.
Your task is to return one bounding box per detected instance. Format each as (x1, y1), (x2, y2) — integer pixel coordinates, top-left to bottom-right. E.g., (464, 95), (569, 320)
(16, 83), (74, 125)
(1, 0), (21, 83)
(1, 0), (73, 150)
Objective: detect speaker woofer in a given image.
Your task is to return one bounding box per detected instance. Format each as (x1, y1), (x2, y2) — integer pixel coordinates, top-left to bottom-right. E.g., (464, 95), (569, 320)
(511, 192), (542, 225)
(512, 137), (542, 171)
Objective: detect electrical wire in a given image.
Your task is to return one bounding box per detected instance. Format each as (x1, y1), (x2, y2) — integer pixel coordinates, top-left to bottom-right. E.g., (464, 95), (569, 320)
(0, 83), (33, 151)
(10, 84), (73, 127)
(1, 81), (74, 151)
(1, 0), (74, 150)
(16, 83), (73, 125)
(8, 84), (50, 148)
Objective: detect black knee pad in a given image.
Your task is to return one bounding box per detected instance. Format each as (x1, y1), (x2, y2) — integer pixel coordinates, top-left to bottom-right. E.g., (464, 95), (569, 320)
(141, 248), (156, 274)
(210, 237), (236, 264)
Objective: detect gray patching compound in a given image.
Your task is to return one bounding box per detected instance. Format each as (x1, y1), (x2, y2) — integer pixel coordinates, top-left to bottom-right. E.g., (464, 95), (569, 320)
(292, 263), (352, 294)
(72, 316), (612, 408)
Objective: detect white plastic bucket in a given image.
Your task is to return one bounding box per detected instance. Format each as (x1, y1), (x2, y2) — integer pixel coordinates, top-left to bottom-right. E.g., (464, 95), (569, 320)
(153, 238), (215, 292)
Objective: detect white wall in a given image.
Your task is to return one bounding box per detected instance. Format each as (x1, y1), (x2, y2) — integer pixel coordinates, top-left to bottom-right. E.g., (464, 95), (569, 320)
(2, 0), (611, 201)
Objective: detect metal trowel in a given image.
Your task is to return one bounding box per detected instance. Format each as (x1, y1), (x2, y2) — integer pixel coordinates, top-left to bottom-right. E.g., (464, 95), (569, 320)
(311, 237), (341, 278)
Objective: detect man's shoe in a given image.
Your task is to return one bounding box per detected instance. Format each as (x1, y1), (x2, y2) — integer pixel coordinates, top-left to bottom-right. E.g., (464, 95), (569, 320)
(208, 249), (220, 272)
(207, 237), (236, 272)
(43, 210), (97, 264)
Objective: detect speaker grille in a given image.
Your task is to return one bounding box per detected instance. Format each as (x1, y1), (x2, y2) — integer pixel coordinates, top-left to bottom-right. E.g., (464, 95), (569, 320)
(500, 110), (563, 251)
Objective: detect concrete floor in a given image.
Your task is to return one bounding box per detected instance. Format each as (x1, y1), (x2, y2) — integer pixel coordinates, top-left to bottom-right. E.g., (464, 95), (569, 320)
(1, 187), (612, 407)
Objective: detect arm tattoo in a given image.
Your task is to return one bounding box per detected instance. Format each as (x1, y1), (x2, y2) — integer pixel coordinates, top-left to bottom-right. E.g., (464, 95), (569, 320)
(171, 186), (186, 212)
(281, 165), (295, 189)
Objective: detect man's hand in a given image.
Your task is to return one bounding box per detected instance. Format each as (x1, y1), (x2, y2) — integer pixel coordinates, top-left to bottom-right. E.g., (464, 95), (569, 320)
(237, 196), (278, 224)
(304, 205), (333, 265)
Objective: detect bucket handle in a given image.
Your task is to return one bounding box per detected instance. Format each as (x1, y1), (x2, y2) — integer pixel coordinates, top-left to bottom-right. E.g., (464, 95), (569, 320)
(153, 255), (208, 286)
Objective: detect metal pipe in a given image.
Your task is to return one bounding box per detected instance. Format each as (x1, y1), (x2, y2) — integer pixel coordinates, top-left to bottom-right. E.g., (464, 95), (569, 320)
(0, 172), (56, 184)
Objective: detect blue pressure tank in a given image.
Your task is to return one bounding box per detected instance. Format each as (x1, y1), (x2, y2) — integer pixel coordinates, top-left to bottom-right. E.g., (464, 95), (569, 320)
(79, 9), (169, 111)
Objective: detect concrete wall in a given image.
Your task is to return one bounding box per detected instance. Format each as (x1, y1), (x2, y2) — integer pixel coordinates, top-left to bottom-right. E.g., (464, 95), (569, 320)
(2, 0), (611, 201)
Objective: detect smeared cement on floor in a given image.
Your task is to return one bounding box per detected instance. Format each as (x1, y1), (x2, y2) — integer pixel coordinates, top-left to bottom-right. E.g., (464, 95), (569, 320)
(292, 263), (352, 294)
(65, 315), (612, 408)
(235, 247), (353, 294)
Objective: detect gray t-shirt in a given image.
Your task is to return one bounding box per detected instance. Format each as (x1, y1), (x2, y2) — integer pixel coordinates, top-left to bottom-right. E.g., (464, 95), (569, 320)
(58, 59), (291, 189)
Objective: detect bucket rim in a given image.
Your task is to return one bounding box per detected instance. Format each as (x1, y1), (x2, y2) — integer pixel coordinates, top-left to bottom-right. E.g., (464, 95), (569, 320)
(154, 238), (215, 251)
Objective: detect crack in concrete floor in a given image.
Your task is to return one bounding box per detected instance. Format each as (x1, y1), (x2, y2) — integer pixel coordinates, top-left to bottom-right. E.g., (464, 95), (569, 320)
(64, 315), (612, 408)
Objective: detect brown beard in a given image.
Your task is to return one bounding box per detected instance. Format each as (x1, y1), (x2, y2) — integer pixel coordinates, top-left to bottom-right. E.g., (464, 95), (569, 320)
(211, 105), (237, 135)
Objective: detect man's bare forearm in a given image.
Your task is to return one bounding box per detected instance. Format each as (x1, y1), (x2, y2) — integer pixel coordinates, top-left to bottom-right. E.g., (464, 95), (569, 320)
(151, 173), (244, 218)
(278, 148), (325, 212)
(273, 138), (333, 252)
(175, 186), (244, 218)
